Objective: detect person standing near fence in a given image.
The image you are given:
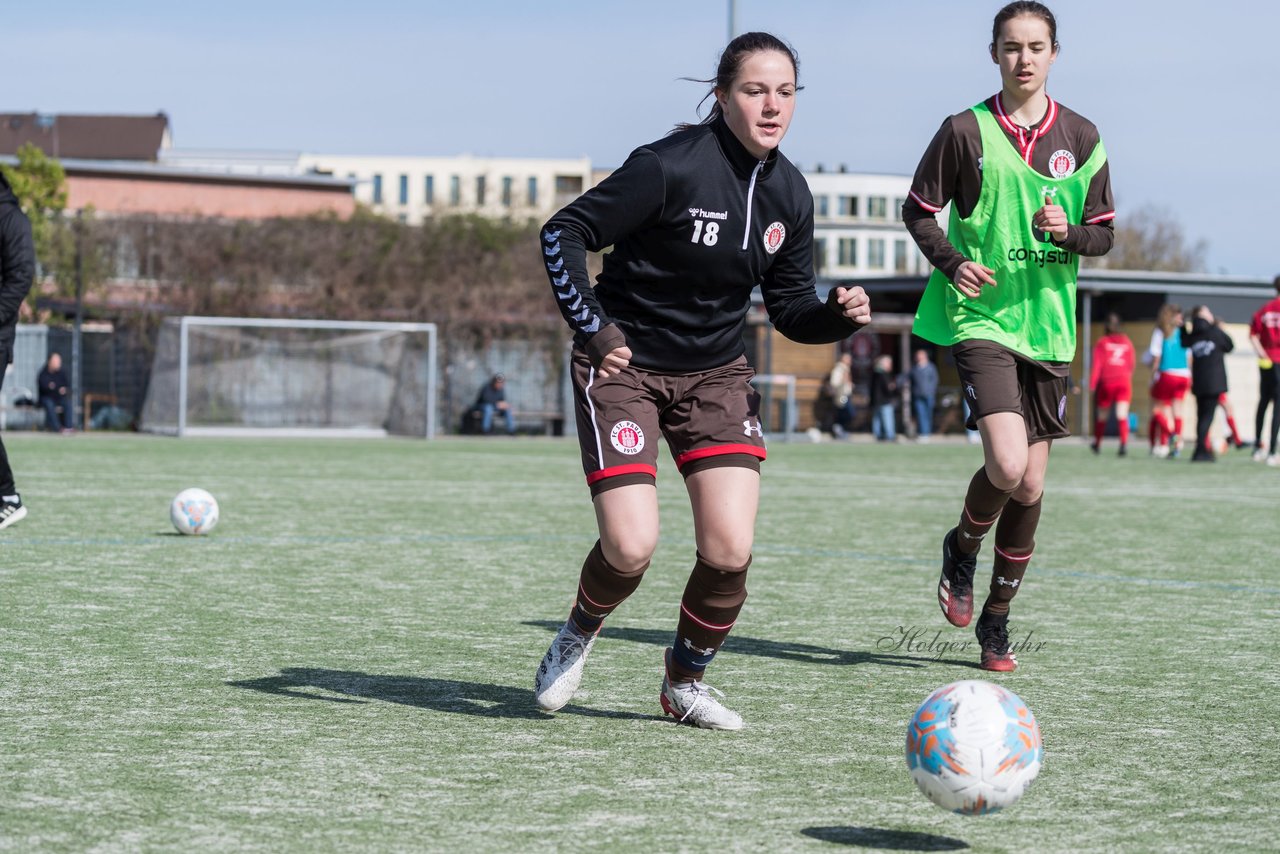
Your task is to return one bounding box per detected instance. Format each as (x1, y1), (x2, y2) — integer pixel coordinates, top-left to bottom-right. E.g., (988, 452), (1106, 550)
(0, 170), (35, 529)
(909, 349), (939, 442)
(1089, 312), (1135, 456)
(533, 32), (871, 729)
(1249, 275), (1280, 465)
(902, 2), (1115, 671)
(1181, 306), (1234, 462)
(1145, 303), (1191, 458)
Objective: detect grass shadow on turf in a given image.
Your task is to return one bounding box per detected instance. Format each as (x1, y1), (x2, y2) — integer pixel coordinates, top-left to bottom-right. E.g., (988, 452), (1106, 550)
(228, 668), (661, 722)
(800, 826), (968, 850)
(523, 621), (928, 668)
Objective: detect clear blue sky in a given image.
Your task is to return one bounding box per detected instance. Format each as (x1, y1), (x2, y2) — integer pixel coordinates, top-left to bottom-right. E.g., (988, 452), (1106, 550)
(11, 1), (1276, 277)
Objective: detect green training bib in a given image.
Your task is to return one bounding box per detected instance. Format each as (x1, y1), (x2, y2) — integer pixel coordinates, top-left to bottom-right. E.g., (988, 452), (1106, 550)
(912, 101), (1106, 362)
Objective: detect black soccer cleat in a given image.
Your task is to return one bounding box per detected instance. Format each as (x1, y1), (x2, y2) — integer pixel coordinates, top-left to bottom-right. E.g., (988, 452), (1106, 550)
(938, 528), (978, 628)
(976, 611), (1017, 672)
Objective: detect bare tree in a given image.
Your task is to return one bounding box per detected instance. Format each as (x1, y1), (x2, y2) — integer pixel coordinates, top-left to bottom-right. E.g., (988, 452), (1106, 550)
(1083, 205), (1208, 273)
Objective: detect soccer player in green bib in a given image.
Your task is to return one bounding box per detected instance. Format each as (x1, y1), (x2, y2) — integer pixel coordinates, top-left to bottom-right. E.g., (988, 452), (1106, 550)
(903, 1), (1115, 671)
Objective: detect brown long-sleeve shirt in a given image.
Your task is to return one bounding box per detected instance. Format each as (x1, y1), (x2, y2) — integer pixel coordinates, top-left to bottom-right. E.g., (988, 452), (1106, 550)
(903, 93), (1115, 283)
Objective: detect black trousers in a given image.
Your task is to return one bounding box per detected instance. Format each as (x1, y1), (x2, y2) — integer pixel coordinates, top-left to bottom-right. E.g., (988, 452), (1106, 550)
(1255, 364), (1280, 451)
(1194, 393), (1219, 455)
(0, 343), (15, 495)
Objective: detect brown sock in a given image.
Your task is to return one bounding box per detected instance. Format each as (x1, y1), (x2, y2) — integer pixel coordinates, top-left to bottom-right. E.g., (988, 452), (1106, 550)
(956, 467), (1015, 555)
(983, 497), (1042, 616)
(569, 541), (648, 634)
(668, 553), (750, 682)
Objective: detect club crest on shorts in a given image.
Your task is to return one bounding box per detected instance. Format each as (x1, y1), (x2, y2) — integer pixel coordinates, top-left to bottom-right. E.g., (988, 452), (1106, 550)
(1048, 149), (1076, 178)
(762, 222), (786, 255)
(610, 420), (645, 455)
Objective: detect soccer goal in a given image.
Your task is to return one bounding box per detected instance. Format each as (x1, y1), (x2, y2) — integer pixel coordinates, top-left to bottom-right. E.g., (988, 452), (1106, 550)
(140, 317), (438, 438)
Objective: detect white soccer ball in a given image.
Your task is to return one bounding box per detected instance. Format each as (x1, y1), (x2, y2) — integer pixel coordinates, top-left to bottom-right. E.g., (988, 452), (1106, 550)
(170, 488), (220, 536)
(905, 679), (1043, 815)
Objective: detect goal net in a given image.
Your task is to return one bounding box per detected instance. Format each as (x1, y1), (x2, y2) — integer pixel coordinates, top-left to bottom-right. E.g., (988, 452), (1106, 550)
(140, 317), (438, 437)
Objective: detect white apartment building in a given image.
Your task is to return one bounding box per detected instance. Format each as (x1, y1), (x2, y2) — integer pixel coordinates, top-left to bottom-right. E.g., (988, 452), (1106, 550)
(802, 168), (931, 279)
(295, 153), (593, 225)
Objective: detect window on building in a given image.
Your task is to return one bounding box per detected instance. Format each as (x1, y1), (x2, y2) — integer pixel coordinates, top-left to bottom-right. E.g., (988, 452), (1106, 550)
(501, 176), (513, 208)
(554, 174), (584, 206)
(450, 175), (461, 206)
(424, 175), (435, 205)
(476, 175), (487, 206)
(814, 238), (827, 274)
(894, 197), (907, 221)
(838, 195), (858, 217)
(837, 237), (857, 267)
(815, 195), (830, 217)
(398, 174), (409, 205)
(868, 196), (888, 219)
(869, 238), (886, 269)
(895, 239), (909, 273)
(527, 176), (538, 206)
(372, 174), (383, 205)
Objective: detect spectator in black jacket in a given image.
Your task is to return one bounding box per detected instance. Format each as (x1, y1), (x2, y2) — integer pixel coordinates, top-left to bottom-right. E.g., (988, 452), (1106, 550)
(0, 171), (34, 529)
(37, 352), (71, 432)
(1182, 305), (1234, 462)
(870, 354), (899, 441)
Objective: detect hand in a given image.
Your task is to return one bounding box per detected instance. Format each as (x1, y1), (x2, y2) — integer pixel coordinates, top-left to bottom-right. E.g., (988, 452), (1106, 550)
(1033, 195), (1070, 242)
(596, 346), (632, 378)
(833, 286), (872, 327)
(953, 260), (997, 298)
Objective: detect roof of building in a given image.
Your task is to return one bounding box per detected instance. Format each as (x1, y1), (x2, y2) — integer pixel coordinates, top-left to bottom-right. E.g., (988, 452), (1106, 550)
(0, 154), (354, 191)
(0, 112), (170, 161)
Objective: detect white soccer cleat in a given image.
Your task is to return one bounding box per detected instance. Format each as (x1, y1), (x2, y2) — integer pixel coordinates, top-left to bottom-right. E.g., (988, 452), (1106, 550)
(660, 673), (744, 731)
(534, 622), (597, 712)
(0, 496), (27, 531)
(1252, 447), (1267, 462)
(1151, 445), (1169, 459)
(1268, 455), (1280, 468)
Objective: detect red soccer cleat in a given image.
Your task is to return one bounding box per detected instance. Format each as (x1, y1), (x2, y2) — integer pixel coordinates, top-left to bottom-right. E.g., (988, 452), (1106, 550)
(938, 528), (978, 628)
(976, 611), (1018, 672)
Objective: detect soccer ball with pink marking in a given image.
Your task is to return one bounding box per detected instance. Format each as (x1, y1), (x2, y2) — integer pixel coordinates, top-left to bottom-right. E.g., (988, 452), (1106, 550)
(905, 679), (1043, 814)
(170, 488), (220, 536)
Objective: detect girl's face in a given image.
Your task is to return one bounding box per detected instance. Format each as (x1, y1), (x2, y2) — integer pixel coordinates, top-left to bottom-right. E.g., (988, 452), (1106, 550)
(991, 14), (1058, 97)
(715, 50), (797, 160)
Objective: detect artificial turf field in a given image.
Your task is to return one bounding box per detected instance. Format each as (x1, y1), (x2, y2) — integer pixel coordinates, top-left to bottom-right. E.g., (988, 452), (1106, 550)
(1, 432), (1276, 852)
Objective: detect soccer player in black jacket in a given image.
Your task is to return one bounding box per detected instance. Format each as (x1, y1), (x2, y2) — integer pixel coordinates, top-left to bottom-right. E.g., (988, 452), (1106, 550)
(0, 171), (35, 529)
(534, 32), (871, 729)
(1182, 306), (1235, 462)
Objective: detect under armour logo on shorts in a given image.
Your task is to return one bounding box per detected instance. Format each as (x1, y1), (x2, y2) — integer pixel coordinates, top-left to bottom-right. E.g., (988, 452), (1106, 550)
(743, 419), (764, 437)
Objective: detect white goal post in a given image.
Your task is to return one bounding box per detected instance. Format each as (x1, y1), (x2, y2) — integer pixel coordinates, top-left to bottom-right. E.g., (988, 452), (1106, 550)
(140, 317), (438, 438)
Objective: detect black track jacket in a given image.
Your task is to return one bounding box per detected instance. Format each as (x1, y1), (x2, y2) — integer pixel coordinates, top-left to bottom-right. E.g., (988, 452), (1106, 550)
(541, 116), (858, 373)
(1183, 316), (1234, 397)
(0, 173), (35, 353)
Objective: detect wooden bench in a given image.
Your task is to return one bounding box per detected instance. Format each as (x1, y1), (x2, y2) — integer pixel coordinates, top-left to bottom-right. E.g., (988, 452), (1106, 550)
(512, 409), (565, 436)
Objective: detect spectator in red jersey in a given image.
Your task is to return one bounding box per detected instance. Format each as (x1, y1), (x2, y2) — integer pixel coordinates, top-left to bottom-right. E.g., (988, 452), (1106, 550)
(1089, 313), (1135, 456)
(1249, 275), (1280, 465)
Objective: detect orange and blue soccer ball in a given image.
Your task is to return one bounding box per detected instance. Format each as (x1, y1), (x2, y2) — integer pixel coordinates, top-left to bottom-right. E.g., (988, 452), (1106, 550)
(170, 487), (220, 536)
(905, 679), (1043, 815)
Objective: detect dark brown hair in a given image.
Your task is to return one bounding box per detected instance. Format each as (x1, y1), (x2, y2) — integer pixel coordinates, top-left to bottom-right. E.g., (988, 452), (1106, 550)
(1105, 312), (1122, 335)
(675, 32), (801, 131)
(991, 1), (1058, 50)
